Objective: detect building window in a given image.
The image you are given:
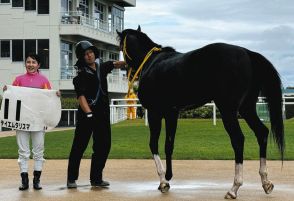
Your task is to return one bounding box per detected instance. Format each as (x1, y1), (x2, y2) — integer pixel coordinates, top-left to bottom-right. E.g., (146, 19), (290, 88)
(38, 39), (49, 69)
(78, 0), (89, 17)
(61, 41), (73, 79)
(97, 49), (105, 62)
(38, 0), (49, 14)
(25, 0), (36, 10)
(111, 6), (124, 32)
(0, 0), (10, 3)
(94, 1), (106, 30)
(1, 40), (10, 58)
(25, 40), (36, 56)
(94, 1), (105, 21)
(12, 0), (23, 7)
(12, 40), (23, 62)
(109, 52), (118, 61)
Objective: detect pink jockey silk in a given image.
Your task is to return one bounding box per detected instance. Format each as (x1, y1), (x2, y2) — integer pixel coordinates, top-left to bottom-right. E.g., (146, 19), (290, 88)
(12, 72), (51, 89)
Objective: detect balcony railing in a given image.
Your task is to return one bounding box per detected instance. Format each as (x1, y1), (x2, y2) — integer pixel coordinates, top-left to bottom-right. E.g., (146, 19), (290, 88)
(60, 11), (120, 34)
(61, 66), (77, 80)
(60, 65), (128, 92)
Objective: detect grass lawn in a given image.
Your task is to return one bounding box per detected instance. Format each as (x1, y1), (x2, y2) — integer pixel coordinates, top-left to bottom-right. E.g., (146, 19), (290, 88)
(0, 118), (293, 160)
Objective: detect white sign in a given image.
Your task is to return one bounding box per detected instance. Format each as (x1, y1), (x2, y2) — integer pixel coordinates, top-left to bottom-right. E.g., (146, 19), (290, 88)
(0, 85), (61, 131)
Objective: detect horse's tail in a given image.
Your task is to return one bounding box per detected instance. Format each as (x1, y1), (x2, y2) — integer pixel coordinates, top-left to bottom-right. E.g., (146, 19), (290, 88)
(249, 50), (285, 161)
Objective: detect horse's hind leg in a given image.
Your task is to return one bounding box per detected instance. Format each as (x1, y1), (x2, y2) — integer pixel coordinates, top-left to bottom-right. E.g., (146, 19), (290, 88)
(218, 107), (245, 199)
(164, 108), (179, 181)
(147, 109), (169, 192)
(239, 104), (273, 194)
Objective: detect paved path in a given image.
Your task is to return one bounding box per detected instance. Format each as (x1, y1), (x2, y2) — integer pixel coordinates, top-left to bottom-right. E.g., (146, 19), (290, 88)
(0, 159), (293, 201)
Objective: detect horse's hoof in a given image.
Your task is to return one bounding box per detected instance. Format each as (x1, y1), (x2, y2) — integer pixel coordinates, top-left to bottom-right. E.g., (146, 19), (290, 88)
(158, 183), (170, 193)
(224, 191), (237, 199)
(262, 181), (274, 194)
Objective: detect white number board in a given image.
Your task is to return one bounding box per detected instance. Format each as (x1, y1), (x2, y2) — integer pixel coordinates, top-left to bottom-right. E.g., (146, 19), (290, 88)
(0, 85), (61, 131)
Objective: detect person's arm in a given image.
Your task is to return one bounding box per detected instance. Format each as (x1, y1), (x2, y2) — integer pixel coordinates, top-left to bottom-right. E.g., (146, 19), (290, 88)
(101, 61), (126, 76)
(113, 61), (126, 69)
(78, 95), (92, 114)
(73, 75), (92, 117)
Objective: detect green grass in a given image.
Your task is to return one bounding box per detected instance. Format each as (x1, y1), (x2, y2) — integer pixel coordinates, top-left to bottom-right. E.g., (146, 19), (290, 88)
(0, 119), (294, 160)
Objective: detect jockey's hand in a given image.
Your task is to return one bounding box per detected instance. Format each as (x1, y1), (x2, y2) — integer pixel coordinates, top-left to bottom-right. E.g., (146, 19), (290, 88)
(113, 61), (126, 69)
(3, 85), (7, 91)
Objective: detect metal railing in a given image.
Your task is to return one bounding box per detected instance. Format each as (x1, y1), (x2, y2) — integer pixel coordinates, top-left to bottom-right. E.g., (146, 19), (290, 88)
(61, 66), (77, 79)
(60, 11), (120, 34)
(3, 96), (293, 131)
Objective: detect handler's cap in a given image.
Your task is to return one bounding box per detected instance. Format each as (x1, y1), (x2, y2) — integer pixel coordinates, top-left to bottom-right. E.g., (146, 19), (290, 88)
(75, 40), (99, 59)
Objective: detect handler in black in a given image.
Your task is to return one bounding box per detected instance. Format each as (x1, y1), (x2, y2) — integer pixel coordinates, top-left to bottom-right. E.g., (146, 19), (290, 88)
(67, 41), (126, 188)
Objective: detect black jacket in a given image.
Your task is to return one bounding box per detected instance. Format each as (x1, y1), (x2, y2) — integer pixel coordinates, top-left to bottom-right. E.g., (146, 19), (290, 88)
(73, 61), (114, 108)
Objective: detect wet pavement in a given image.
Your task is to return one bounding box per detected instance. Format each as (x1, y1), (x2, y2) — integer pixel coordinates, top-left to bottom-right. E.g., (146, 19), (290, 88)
(0, 159), (293, 201)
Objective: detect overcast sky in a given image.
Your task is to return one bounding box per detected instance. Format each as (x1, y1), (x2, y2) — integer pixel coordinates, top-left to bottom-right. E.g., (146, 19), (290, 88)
(124, 0), (294, 87)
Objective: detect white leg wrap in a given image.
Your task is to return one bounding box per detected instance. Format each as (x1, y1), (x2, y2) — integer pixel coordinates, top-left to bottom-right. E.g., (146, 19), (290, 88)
(259, 157), (274, 194)
(225, 163), (243, 199)
(259, 158), (268, 184)
(153, 154), (167, 183)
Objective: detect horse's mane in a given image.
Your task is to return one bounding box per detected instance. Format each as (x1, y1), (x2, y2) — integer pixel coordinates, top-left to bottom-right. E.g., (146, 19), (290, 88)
(161, 46), (176, 52)
(119, 29), (176, 53)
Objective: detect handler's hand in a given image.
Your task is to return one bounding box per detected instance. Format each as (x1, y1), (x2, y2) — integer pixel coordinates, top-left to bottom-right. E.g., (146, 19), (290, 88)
(3, 85), (7, 92)
(113, 61), (126, 69)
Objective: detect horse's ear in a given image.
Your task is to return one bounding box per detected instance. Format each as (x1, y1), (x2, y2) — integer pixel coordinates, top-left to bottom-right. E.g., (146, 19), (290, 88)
(116, 29), (122, 38)
(137, 25), (141, 32)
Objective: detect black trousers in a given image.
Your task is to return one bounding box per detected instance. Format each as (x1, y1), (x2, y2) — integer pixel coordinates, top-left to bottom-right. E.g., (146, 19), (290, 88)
(67, 105), (111, 182)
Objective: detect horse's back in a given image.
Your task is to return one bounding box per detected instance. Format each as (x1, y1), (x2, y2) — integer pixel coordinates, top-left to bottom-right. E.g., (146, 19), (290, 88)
(139, 43), (255, 109)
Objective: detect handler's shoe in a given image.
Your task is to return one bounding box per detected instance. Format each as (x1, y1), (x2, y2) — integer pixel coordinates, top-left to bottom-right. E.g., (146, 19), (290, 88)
(67, 180), (77, 188)
(19, 172), (29, 191)
(91, 180), (110, 187)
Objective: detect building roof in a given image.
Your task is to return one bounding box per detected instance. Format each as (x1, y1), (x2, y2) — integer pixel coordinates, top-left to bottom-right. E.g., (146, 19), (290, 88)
(110, 0), (136, 7)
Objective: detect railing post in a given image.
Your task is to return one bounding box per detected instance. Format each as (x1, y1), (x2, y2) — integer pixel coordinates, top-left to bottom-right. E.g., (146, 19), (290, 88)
(213, 103), (216, 126)
(283, 95), (286, 119)
(73, 110), (76, 126)
(68, 110), (70, 126)
(145, 109), (148, 126)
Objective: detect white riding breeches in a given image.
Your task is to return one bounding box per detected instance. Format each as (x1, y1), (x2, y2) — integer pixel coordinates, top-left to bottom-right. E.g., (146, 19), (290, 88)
(16, 130), (45, 173)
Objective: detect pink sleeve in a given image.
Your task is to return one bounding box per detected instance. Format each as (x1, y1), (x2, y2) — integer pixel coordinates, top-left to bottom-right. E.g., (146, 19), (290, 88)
(12, 78), (20, 86)
(43, 80), (52, 89)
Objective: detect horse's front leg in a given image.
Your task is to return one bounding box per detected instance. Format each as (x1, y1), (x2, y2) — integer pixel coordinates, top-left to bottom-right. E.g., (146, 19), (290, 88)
(164, 108), (179, 182)
(147, 109), (169, 192)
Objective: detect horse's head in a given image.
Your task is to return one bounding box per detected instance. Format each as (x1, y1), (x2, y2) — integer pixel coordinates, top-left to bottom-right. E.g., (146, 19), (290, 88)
(116, 25), (160, 74)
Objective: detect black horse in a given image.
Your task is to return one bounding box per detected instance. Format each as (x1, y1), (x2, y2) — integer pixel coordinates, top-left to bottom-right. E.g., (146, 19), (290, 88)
(117, 26), (284, 199)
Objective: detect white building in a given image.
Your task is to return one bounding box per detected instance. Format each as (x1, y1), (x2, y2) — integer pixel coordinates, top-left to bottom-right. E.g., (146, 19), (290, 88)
(0, 0), (135, 98)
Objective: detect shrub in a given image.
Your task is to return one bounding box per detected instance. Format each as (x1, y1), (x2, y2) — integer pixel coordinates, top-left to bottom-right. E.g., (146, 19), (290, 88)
(179, 106), (221, 119)
(61, 97), (79, 109)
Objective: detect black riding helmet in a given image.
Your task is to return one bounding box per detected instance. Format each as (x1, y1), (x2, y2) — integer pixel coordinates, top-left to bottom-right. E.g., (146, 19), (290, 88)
(75, 40), (99, 59)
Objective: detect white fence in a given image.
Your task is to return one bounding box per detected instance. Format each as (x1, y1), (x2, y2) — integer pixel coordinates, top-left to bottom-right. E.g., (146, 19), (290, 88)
(2, 97), (294, 131)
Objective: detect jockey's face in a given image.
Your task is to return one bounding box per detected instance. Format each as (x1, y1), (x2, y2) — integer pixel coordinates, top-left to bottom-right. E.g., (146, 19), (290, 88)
(25, 56), (40, 74)
(84, 49), (96, 65)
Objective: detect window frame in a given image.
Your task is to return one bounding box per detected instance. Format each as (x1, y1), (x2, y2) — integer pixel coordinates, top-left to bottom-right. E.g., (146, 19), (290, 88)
(0, 0), (10, 4)
(0, 40), (11, 58)
(37, 0), (49, 14)
(12, 0), (23, 7)
(25, 0), (36, 11)
(12, 40), (24, 62)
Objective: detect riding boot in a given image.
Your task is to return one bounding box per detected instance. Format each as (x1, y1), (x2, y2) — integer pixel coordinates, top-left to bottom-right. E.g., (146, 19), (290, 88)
(19, 172), (29, 190)
(33, 171), (42, 190)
